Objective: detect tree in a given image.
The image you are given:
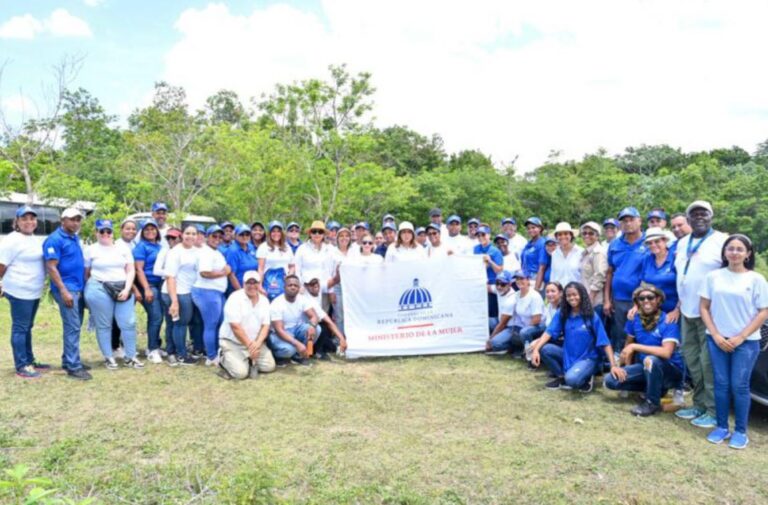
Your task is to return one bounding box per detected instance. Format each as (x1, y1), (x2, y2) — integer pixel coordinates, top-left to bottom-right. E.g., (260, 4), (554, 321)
(366, 125), (445, 176)
(201, 89), (249, 128)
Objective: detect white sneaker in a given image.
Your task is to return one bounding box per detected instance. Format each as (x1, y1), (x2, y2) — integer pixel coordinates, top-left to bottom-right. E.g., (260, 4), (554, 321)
(113, 347), (125, 360)
(205, 358), (219, 367)
(673, 389), (685, 406)
(159, 349), (168, 357)
(148, 349), (163, 364)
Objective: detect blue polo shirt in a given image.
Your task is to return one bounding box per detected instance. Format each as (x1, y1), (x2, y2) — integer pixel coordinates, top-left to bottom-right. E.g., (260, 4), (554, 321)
(473, 243), (504, 284)
(42, 227), (84, 295)
(226, 242), (259, 288)
(607, 233), (646, 302)
(544, 250), (553, 283)
(521, 237), (546, 279)
(546, 311), (610, 371)
(218, 241), (235, 255)
(133, 239), (163, 286)
(624, 313), (684, 370)
(640, 252), (678, 312)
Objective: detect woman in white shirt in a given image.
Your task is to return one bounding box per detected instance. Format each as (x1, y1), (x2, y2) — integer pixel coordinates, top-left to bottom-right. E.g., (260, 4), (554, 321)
(83, 219), (142, 370)
(191, 225), (231, 365)
(328, 227), (354, 333)
(0, 206), (48, 378)
(385, 222), (428, 263)
(700, 234), (768, 449)
(153, 227), (182, 362)
(549, 222), (584, 287)
(493, 234), (522, 272)
(356, 234), (384, 265)
(294, 220), (335, 304)
(165, 225), (200, 366)
(257, 221), (295, 301)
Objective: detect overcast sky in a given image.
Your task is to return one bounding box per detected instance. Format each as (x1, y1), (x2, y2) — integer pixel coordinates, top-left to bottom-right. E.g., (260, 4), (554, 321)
(2, 0), (767, 170)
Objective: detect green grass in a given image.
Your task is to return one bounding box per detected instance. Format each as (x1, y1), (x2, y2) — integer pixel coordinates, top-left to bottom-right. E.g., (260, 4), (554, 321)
(2, 297), (768, 504)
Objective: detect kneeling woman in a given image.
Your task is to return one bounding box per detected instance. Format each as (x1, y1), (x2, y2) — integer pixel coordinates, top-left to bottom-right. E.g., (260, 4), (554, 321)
(531, 282), (617, 392)
(603, 285), (684, 416)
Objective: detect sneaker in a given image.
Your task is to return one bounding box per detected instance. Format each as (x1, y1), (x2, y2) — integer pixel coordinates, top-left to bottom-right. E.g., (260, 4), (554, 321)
(191, 350), (205, 359)
(148, 350), (163, 364)
(675, 407), (705, 420)
(291, 355), (311, 366)
(124, 358), (145, 369)
(317, 352), (331, 362)
(159, 349), (168, 358)
(523, 341), (532, 361)
(672, 389), (685, 406)
(205, 358), (219, 367)
(559, 383), (573, 391)
(630, 400), (660, 417)
(167, 355), (179, 367)
(691, 413), (718, 428)
(31, 362), (52, 370)
(66, 368), (93, 381)
(16, 365), (41, 379)
(179, 356), (198, 366)
(728, 431), (749, 450)
(104, 357), (119, 370)
(545, 377), (564, 390)
(578, 376), (594, 393)
(113, 347), (125, 360)
(275, 358), (291, 368)
(706, 427), (731, 444)
(484, 349), (508, 356)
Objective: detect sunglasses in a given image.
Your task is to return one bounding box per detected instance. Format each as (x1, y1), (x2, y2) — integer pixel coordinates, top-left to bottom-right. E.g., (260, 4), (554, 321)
(427, 231), (439, 236)
(582, 230), (596, 236)
(98, 229), (113, 235)
(245, 280), (259, 285)
(637, 295), (657, 302)
(310, 230), (324, 235)
(362, 241), (374, 245)
(167, 235), (181, 241)
(495, 281), (510, 287)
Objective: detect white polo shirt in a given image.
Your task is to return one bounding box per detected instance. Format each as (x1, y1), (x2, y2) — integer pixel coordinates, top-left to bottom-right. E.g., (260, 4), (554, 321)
(219, 289), (271, 344)
(508, 233), (528, 259)
(294, 242), (333, 290)
(675, 230), (728, 318)
(0, 231), (45, 300)
(510, 289), (545, 328)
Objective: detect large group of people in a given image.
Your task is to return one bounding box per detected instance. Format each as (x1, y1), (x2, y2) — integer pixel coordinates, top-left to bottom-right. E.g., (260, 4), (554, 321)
(1, 201), (767, 450)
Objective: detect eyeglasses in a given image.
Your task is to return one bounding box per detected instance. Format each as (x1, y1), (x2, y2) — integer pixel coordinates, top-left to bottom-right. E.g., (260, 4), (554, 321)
(244, 280), (259, 286)
(98, 229), (112, 235)
(636, 295), (657, 302)
(495, 282), (510, 287)
(582, 230), (596, 236)
(362, 241), (374, 245)
(427, 232), (439, 237)
(310, 230), (324, 235)
(288, 228), (299, 232)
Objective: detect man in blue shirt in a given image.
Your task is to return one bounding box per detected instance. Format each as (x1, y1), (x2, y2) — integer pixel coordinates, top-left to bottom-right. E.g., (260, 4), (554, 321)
(474, 225), (504, 319)
(43, 208), (91, 380)
(604, 207), (646, 351)
(225, 224), (259, 293)
(375, 223), (396, 258)
(219, 222), (236, 254)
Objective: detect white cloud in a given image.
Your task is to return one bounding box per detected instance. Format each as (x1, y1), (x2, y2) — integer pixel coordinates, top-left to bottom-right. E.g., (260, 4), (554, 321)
(83, 0), (105, 6)
(0, 9), (92, 39)
(1, 94), (35, 113)
(162, 0), (768, 170)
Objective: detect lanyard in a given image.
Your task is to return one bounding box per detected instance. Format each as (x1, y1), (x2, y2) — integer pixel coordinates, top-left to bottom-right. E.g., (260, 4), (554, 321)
(683, 228), (713, 275)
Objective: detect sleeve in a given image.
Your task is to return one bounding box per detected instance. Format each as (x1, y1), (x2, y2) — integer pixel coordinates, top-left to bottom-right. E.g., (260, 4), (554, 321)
(256, 244), (267, 259)
(491, 248), (503, 266)
(0, 234), (19, 265)
(223, 296), (243, 324)
(594, 314), (611, 347)
(197, 248), (214, 272)
(121, 246), (134, 265)
(589, 250), (608, 292)
(153, 249), (168, 277)
(606, 242), (616, 270)
(698, 270), (716, 300)
(623, 315), (635, 338)
(269, 299), (283, 321)
(225, 247), (240, 272)
(133, 242), (147, 262)
(259, 300), (271, 325)
(752, 273), (768, 310)
(537, 242), (548, 266)
(83, 245), (93, 268)
(164, 248), (180, 277)
(546, 310), (563, 339)
(42, 236), (61, 261)
(661, 320), (681, 345)
(530, 292), (544, 316)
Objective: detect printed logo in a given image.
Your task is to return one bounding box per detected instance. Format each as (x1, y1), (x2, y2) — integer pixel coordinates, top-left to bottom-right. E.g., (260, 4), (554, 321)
(398, 278), (433, 312)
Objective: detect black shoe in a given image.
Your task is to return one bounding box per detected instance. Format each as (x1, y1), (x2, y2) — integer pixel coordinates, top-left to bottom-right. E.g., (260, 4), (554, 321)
(631, 400), (660, 417)
(179, 356), (198, 366)
(275, 358), (291, 368)
(67, 368), (93, 381)
(545, 378), (564, 390)
(578, 376), (594, 393)
(317, 352), (331, 362)
(527, 361), (537, 371)
(291, 355), (312, 366)
(63, 363), (92, 372)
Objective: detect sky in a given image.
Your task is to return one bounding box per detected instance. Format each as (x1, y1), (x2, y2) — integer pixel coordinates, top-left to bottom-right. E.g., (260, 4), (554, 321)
(1, 0), (768, 171)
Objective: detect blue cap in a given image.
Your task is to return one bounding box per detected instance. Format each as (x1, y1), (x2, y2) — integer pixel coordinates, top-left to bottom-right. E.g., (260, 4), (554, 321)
(647, 209), (667, 220)
(382, 214), (395, 222)
(220, 221), (235, 230)
(95, 219), (113, 231)
(287, 221), (300, 231)
(251, 221), (265, 229)
(603, 218), (619, 228)
(268, 220), (284, 231)
(206, 224), (223, 236)
(15, 206), (37, 218)
(476, 225), (491, 236)
(447, 215), (461, 224)
(617, 207), (641, 220)
(354, 221), (369, 230)
(468, 218), (480, 226)
(494, 234), (508, 243)
(524, 217), (543, 228)
(151, 202), (168, 212)
(141, 218), (159, 230)
(415, 227), (426, 235)
(326, 220), (341, 231)
(235, 224), (251, 235)
(501, 217), (516, 226)
(426, 223), (441, 233)
(381, 223), (396, 232)
(496, 271), (514, 284)
(544, 236), (557, 245)
(195, 224), (206, 233)
(512, 270), (527, 279)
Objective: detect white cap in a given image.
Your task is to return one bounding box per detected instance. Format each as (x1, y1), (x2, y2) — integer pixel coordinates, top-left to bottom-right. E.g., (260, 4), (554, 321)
(243, 271), (261, 283)
(643, 227), (669, 243)
(61, 208), (83, 219)
(580, 221), (602, 235)
(686, 200), (713, 217)
(553, 222), (578, 237)
(398, 221), (415, 233)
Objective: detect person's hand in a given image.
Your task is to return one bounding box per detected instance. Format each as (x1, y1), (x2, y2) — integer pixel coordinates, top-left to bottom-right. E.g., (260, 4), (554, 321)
(61, 289), (75, 308)
(169, 302), (179, 319)
(339, 338), (348, 352)
(603, 300), (613, 316)
(306, 326), (317, 341)
(727, 335), (745, 349)
(665, 308), (680, 324)
(295, 341), (308, 357)
(134, 291), (143, 303)
(247, 340), (261, 361)
(712, 333), (733, 353)
(482, 254), (490, 264)
(531, 349), (540, 367)
(610, 366), (627, 382)
(627, 305), (638, 320)
(117, 289), (131, 302)
(485, 340), (493, 351)
(619, 344), (634, 366)
(144, 289), (154, 304)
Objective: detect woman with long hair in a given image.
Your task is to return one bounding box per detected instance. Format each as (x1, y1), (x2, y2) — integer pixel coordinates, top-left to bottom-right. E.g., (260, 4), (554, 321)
(250, 221), (266, 249)
(385, 222), (428, 263)
(165, 225), (201, 366)
(257, 221), (295, 301)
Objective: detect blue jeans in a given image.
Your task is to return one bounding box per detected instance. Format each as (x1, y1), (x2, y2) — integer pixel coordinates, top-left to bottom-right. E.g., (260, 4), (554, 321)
(84, 279), (137, 360)
(5, 293), (40, 370)
(540, 343), (599, 388)
(141, 285), (163, 352)
(268, 323), (320, 359)
(489, 324), (519, 352)
(191, 287), (225, 360)
(52, 289), (85, 370)
(191, 303), (204, 353)
(707, 337), (760, 434)
(169, 293), (195, 358)
(160, 293), (175, 355)
(603, 358), (683, 405)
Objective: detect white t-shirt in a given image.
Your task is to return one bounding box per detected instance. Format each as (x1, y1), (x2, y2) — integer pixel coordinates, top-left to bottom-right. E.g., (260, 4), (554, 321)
(675, 230), (728, 318)
(269, 293), (315, 331)
(256, 243), (294, 271)
(219, 289), (271, 343)
(493, 286), (517, 328)
(502, 253), (522, 273)
(0, 231), (46, 299)
(442, 234), (474, 256)
(699, 268), (768, 341)
(84, 243), (133, 283)
(194, 245), (228, 292)
(510, 289), (545, 328)
(164, 245), (198, 295)
(428, 243), (452, 258)
(385, 243), (428, 263)
(153, 246), (170, 294)
(305, 291), (328, 320)
(550, 244), (584, 287)
(508, 233), (528, 259)
(294, 242), (334, 290)
(543, 303), (559, 326)
(353, 254), (384, 265)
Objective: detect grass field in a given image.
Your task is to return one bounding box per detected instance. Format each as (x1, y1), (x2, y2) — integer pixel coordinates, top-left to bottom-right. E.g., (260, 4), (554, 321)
(2, 297), (768, 504)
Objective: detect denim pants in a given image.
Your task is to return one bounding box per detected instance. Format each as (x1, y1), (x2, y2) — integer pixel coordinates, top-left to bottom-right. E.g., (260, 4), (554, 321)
(84, 279), (137, 360)
(52, 289), (85, 370)
(167, 293), (194, 358)
(140, 285), (164, 352)
(191, 287), (225, 360)
(514, 323), (546, 348)
(268, 323), (320, 359)
(707, 337), (760, 434)
(681, 316), (716, 416)
(540, 343), (599, 388)
(191, 303), (204, 353)
(160, 293), (174, 354)
(488, 323), (519, 352)
(603, 357), (683, 405)
(5, 293), (40, 370)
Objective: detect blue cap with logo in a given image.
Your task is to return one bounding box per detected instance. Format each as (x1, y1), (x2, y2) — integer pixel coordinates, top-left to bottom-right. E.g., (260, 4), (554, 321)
(267, 220), (284, 231)
(476, 225), (491, 236)
(15, 206), (37, 218)
(381, 223), (396, 232)
(326, 220), (341, 231)
(206, 224), (223, 236)
(524, 217), (543, 228)
(617, 207), (641, 220)
(151, 202), (168, 212)
(512, 270), (528, 279)
(235, 224), (251, 235)
(95, 219), (113, 231)
(287, 221), (301, 231)
(496, 271), (514, 284)
(468, 218), (480, 226)
(494, 234), (508, 243)
(141, 218), (159, 230)
(603, 218), (619, 228)
(220, 221), (235, 230)
(446, 215), (461, 224)
(501, 217), (516, 226)
(646, 209), (667, 220)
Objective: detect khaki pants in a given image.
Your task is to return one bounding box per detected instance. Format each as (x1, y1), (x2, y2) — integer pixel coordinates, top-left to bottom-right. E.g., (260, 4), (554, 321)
(681, 316), (715, 416)
(219, 338), (275, 380)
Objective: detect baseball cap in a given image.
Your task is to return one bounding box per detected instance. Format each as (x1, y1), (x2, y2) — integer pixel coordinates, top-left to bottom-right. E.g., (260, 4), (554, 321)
(355, 222), (370, 230)
(501, 217), (516, 226)
(476, 225), (491, 236)
(686, 200), (714, 217)
(61, 208), (82, 219)
(206, 224), (223, 236)
(382, 213), (395, 223)
(643, 227), (669, 243)
(512, 270), (527, 279)
(15, 206), (37, 218)
(603, 218), (619, 228)
(415, 227), (426, 235)
(141, 218), (159, 230)
(268, 220), (284, 231)
(426, 223), (441, 233)
(151, 202), (168, 212)
(646, 209), (667, 220)
(195, 224), (206, 233)
(496, 271), (514, 284)
(544, 236), (557, 245)
(220, 221), (235, 230)
(250, 221), (265, 229)
(381, 223), (396, 232)
(617, 207), (641, 220)
(326, 220), (341, 231)
(447, 215), (461, 224)
(287, 221), (301, 231)
(235, 224), (251, 235)
(95, 219), (113, 231)
(468, 218), (480, 226)
(166, 227), (182, 239)
(243, 271), (261, 283)
(429, 207), (442, 217)
(494, 234), (508, 243)
(524, 217), (543, 228)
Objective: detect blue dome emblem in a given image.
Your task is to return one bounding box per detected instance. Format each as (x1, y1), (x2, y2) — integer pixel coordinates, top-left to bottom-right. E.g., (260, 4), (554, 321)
(398, 278), (433, 311)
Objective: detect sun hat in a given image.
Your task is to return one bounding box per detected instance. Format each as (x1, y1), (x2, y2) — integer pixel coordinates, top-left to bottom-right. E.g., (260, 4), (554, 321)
(553, 222), (578, 238)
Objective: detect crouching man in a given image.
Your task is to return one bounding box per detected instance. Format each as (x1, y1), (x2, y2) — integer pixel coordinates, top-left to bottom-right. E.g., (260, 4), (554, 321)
(218, 270), (275, 379)
(268, 274), (320, 366)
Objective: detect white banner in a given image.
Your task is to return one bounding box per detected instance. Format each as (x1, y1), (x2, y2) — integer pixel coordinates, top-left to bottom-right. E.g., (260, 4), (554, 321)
(340, 255), (489, 359)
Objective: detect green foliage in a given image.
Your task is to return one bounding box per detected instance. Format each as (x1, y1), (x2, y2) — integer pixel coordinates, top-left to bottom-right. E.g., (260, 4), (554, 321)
(0, 465), (94, 505)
